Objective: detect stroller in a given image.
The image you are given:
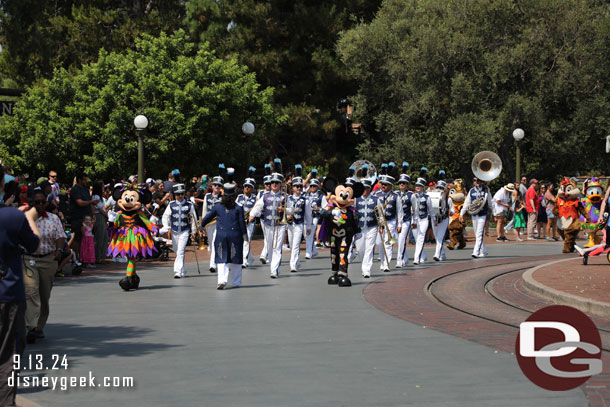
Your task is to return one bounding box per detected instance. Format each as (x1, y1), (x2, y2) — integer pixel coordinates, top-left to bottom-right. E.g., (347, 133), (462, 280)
(575, 227), (610, 265)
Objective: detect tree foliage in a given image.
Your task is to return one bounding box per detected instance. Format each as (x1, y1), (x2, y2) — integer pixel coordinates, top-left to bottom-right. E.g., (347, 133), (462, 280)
(184, 0), (382, 172)
(339, 0), (610, 183)
(0, 0), (186, 86)
(0, 30), (281, 179)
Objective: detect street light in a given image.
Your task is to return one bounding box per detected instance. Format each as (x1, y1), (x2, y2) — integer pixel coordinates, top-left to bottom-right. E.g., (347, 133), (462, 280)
(242, 121), (255, 171)
(134, 115), (148, 184)
(512, 128), (525, 182)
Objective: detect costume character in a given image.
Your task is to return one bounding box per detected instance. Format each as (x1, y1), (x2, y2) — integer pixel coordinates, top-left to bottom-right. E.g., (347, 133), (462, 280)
(108, 182), (158, 291)
(555, 177), (589, 253)
(580, 177), (604, 248)
(447, 179), (467, 250)
(318, 174), (364, 287)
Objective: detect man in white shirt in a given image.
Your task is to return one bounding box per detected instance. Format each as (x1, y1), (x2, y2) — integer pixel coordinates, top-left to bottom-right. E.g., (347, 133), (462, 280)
(492, 183), (515, 242)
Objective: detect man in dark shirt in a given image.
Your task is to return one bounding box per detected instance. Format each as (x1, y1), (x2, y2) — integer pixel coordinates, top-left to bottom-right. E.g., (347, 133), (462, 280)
(0, 174), (40, 406)
(69, 174), (97, 258)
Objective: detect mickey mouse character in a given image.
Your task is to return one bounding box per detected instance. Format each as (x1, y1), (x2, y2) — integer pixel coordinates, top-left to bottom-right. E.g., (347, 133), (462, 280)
(318, 174), (364, 287)
(108, 181), (158, 291)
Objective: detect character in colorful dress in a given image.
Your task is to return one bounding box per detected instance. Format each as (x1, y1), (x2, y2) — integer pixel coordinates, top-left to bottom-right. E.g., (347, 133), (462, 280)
(108, 182), (158, 291)
(580, 177), (604, 248)
(555, 177), (589, 253)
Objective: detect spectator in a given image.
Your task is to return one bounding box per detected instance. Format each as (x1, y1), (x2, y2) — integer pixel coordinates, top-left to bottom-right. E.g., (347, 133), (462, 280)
(22, 190), (66, 344)
(514, 197), (526, 241)
(18, 186), (29, 208)
(163, 170), (180, 193)
(518, 176), (528, 200)
(493, 183), (514, 242)
(525, 179), (540, 240)
(80, 215), (96, 268)
(545, 183), (559, 241)
(69, 173), (97, 260)
(48, 170), (60, 204)
(91, 181), (108, 264)
(537, 183), (548, 239)
(0, 174), (40, 406)
(152, 181), (171, 217)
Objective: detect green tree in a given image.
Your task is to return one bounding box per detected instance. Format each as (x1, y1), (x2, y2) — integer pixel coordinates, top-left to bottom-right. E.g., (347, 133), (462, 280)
(0, 0), (186, 86)
(184, 0), (382, 173)
(0, 30), (282, 180)
(339, 0), (610, 183)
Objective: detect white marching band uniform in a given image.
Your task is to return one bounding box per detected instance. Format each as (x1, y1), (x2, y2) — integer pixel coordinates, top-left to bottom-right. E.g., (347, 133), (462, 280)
(354, 190), (379, 277)
(161, 185), (197, 278)
(396, 189), (413, 267)
(411, 190), (432, 264)
(373, 188), (403, 271)
(305, 185), (323, 259)
(250, 184), (286, 278)
(236, 192), (257, 267)
(428, 187), (454, 261)
(286, 192), (312, 272)
(461, 185), (493, 258)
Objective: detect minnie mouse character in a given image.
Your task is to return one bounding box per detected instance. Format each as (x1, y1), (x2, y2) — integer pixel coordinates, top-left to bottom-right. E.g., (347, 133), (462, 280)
(108, 182), (158, 291)
(318, 172), (364, 287)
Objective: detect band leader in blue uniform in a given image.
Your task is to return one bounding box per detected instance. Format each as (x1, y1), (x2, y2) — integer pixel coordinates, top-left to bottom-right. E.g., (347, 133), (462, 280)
(200, 168), (248, 290)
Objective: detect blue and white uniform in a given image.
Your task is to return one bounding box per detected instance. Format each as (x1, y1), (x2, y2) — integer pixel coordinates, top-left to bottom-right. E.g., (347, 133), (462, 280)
(250, 190), (287, 277)
(257, 187), (270, 263)
(286, 193), (312, 271)
(429, 190), (454, 261)
(373, 189), (403, 271)
(202, 192), (223, 270)
(354, 193), (379, 277)
(162, 198), (197, 277)
(460, 186), (492, 258)
(236, 192), (257, 267)
(305, 189), (324, 258)
(411, 191), (432, 264)
(396, 190), (413, 267)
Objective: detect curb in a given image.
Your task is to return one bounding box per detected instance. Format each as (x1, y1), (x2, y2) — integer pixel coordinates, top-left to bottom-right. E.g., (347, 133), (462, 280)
(16, 395), (42, 407)
(522, 257), (610, 318)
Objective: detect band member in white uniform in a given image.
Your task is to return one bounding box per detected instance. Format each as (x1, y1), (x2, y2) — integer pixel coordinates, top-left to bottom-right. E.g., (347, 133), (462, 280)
(258, 164), (272, 264)
(161, 183), (198, 278)
(411, 169), (432, 264)
(249, 158), (286, 278)
(429, 171), (454, 261)
(396, 162), (413, 267)
(286, 165), (312, 272)
(236, 166), (257, 268)
(354, 165), (379, 277)
(304, 170), (323, 259)
(373, 162), (402, 272)
(460, 176), (493, 258)
(202, 164), (225, 273)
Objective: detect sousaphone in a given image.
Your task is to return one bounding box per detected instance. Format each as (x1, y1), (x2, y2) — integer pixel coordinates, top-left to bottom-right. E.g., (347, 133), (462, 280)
(471, 151), (502, 182)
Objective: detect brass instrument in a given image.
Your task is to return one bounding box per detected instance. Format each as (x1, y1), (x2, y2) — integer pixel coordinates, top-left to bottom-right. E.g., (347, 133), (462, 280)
(468, 151), (502, 216)
(189, 211), (207, 250)
(374, 201), (397, 266)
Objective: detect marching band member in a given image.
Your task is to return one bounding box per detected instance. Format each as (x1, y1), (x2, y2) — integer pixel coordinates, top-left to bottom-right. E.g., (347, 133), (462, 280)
(411, 168), (432, 265)
(200, 170), (248, 290)
(249, 158), (287, 278)
(161, 183), (198, 278)
(460, 176), (492, 258)
(396, 162), (413, 267)
(202, 164), (225, 273)
(430, 171), (454, 261)
(373, 162), (402, 272)
(258, 164), (272, 264)
(354, 165), (379, 278)
(286, 165), (312, 272)
(305, 170), (323, 259)
(236, 166), (257, 268)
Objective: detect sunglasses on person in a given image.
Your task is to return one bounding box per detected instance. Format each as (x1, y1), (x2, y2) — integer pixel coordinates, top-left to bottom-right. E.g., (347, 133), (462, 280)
(49, 175), (57, 178)
(271, 181), (281, 185)
(175, 193), (185, 196)
(34, 199), (46, 205)
(293, 185), (303, 188)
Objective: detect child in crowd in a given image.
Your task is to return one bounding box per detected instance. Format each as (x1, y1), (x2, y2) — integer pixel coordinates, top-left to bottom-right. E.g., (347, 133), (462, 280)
(80, 215), (96, 268)
(514, 198), (526, 241)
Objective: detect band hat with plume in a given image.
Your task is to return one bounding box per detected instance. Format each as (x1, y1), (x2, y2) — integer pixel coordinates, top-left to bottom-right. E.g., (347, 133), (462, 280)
(309, 168), (320, 187)
(244, 166), (256, 188)
(223, 167), (236, 195)
(345, 165), (356, 186)
(398, 162), (411, 183)
(292, 164), (304, 186)
(263, 163), (272, 184)
(172, 183), (186, 194)
(436, 170), (447, 189)
(270, 158), (284, 183)
(378, 162), (396, 185)
(212, 164), (225, 185)
(415, 167), (428, 187)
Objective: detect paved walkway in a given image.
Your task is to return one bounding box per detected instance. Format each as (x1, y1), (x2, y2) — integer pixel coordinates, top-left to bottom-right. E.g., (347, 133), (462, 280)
(17, 237), (593, 406)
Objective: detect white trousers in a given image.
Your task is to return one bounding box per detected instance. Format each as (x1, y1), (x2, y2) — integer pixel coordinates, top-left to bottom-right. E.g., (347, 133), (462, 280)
(472, 215), (488, 257)
(396, 220), (412, 266)
(172, 230), (190, 275)
(413, 218), (429, 263)
(217, 263), (242, 287)
(432, 218), (449, 260)
(376, 219), (397, 270)
(287, 223), (305, 271)
(205, 224), (217, 269)
(355, 227), (378, 276)
(259, 221), (268, 261)
(305, 218), (319, 257)
(242, 222), (255, 266)
(264, 223), (286, 275)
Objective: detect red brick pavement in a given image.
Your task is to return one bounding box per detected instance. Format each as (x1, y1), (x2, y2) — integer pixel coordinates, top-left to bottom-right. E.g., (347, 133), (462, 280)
(363, 256), (610, 405)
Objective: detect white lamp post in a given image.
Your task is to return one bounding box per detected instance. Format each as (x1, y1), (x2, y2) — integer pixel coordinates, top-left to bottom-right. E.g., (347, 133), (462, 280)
(242, 122), (255, 171)
(134, 115), (149, 183)
(512, 128), (524, 182)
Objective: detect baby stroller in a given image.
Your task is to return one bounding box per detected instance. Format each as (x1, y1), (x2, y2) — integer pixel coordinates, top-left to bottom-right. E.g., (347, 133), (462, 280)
(575, 227), (610, 265)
